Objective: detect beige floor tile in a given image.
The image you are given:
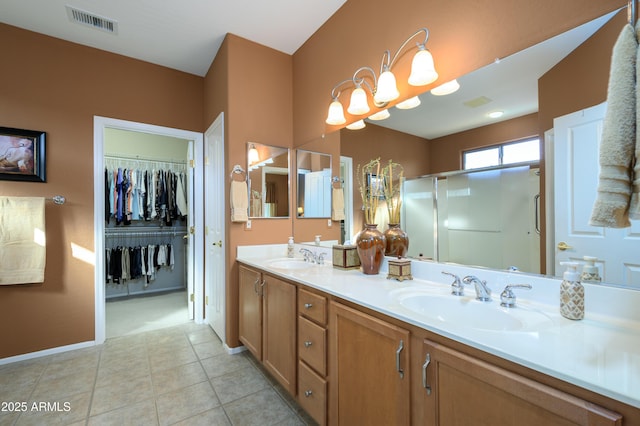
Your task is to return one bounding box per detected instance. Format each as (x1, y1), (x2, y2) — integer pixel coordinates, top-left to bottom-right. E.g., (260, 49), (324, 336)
(88, 398), (158, 426)
(173, 406), (231, 426)
(41, 352), (100, 381)
(155, 381), (220, 426)
(31, 366), (96, 400)
(16, 391), (92, 426)
(210, 364), (270, 405)
(186, 328), (220, 345)
(192, 340), (226, 360)
(223, 388), (300, 426)
(90, 374), (154, 416)
(148, 345), (197, 372)
(200, 352), (251, 379)
(151, 361), (207, 396)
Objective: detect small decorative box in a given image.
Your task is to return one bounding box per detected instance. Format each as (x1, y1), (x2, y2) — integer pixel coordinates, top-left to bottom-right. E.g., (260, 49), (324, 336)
(332, 245), (360, 270)
(387, 257), (413, 281)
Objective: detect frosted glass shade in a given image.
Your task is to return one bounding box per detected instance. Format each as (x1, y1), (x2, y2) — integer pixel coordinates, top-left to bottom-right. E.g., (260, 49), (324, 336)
(374, 71), (400, 103)
(248, 146), (259, 164)
(346, 119), (366, 130)
(408, 49), (438, 86)
(395, 96), (421, 110)
(431, 79), (460, 96)
(326, 100), (347, 125)
(347, 87), (370, 115)
(368, 109), (390, 121)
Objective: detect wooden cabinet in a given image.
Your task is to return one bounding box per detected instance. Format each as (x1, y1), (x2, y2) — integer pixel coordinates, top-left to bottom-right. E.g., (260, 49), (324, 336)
(238, 265), (296, 395)
(297, 289), (328, 425)
(419, 339), (623, 426)
(329, 301), (410, 426)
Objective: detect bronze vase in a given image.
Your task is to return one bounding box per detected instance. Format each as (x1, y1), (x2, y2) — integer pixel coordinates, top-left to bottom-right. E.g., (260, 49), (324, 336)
(355, 224), (386, 275)
(384, 223), (409, 257)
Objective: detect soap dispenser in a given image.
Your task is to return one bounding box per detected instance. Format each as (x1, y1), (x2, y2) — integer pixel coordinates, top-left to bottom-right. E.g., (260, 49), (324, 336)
(559, 261), (584, 320)
(580, 256), (601, 284)
(287, 237), (295, 258)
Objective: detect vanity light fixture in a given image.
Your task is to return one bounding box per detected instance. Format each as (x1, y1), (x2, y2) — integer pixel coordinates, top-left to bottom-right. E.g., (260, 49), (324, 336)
(431, 79), (460, 96)
(395, 96), (421, 110)
(368, 109), (390, 121)
(248, 144), (260, 165)
(346, 119), (366, 130)
(325, 27), (438, 127)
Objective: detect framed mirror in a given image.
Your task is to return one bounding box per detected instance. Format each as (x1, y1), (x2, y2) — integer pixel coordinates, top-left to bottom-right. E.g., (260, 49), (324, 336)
(247, 142), (290, 218)
(296, 149), (332, 218)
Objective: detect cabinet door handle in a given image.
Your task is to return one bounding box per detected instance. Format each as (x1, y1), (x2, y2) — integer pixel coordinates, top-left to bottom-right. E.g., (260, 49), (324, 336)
(396, 339), (404, 379)
(253, 277), (260, 295)
(304, 340), (313, 348)
(259, 279), (266, 296)
(422, 353), (432, 395)
(304, 390), (313, 397)
(304, 303), (313, 309)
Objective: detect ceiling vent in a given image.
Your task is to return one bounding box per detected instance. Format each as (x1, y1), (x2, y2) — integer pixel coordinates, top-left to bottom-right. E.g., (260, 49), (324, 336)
(463, 96), (492, 108)
(65, 5), (118, 34)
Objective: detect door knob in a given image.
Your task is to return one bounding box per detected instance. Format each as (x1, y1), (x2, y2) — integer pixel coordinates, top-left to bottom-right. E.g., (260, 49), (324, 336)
(557, 241), (572, 251)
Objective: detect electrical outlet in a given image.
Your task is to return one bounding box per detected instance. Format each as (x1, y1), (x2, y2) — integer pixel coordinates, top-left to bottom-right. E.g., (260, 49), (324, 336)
(328, 219), (332, 227)
(246, 220), (252, 230)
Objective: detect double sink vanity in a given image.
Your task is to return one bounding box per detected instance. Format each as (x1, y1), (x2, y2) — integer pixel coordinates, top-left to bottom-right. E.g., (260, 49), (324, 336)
(236, 243), (640, 425)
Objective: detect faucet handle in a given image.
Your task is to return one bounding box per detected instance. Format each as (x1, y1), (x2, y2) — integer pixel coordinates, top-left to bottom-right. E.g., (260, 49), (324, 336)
(317, 252), (326, 265)
(500, 284), (532, 308)
(442, 271), (464, 296)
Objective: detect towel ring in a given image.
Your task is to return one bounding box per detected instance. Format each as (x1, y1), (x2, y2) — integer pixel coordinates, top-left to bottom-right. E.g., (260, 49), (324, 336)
(230, 164), (247, 182)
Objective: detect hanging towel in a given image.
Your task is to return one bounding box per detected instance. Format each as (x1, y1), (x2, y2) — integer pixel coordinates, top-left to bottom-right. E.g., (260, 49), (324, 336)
(630, 22), (640, 219)
(0, 196), (46, 284)
(590, 23), (637, 228)
(231, 180), (249, 222)
(332, 187), (346, 221)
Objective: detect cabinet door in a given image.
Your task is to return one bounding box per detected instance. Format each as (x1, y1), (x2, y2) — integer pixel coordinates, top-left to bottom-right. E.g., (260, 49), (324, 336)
(329, 302), (410, 426)
(421, 339), (622, 426)
(263, 274), (297, 395)
(238, 265), (262, 359)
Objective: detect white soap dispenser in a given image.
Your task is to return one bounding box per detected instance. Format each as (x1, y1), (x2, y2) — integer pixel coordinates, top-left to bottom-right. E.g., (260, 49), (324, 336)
(580, 256), (601, 284)
(287, 236), (295, 258)
(559, 261), (584, 320)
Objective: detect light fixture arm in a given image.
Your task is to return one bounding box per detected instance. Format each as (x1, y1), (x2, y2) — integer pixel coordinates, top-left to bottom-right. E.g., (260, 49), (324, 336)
(380, 27), (430, 73)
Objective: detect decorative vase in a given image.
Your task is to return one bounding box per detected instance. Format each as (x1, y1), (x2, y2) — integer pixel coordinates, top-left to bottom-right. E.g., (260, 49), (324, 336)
(384, 223), (409, 257)
(356, 224), (386, 275)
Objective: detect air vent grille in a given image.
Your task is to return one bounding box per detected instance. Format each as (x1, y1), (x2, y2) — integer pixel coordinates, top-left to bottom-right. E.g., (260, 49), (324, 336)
(65, 5), (118, 34)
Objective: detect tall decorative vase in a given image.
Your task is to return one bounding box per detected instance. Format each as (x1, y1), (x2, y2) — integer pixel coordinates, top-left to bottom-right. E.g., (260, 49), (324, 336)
(384, 223), (409, 257)
(356, 224), (386, 275)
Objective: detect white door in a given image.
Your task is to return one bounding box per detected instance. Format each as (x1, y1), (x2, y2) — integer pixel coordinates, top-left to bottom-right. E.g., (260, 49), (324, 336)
(303, 169), (331, 217)
(553, 103), (640, 287)
(204, 113), (226, 341)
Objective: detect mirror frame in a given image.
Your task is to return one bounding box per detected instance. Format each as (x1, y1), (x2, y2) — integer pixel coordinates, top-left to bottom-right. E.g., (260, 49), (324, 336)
(296, 149), (332, 219)
(247, 142), (291, 218)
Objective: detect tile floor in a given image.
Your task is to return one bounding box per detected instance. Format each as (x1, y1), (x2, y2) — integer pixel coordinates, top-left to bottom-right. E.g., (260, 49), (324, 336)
(0, 323), (315, 425)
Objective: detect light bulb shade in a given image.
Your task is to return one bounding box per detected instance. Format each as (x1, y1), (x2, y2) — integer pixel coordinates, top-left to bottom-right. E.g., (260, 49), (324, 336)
(395, 96), (421, 110)
(346, 119), (366, 130)
(408, 49), (438, 86)
(248, 146), (259, 164)
(374, 71), (400, 103)
(368, 109), (390, 121)
(326, 100), (347, 125)
(347, 87), (370, 115)
(430, 79), (460, 96)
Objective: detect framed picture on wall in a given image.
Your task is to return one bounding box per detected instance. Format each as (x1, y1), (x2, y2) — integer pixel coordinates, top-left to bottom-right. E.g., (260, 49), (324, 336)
(0, 127), (46, 182)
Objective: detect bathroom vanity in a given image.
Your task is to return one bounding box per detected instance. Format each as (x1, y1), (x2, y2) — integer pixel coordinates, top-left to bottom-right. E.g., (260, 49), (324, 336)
(236, 244), (640, 425)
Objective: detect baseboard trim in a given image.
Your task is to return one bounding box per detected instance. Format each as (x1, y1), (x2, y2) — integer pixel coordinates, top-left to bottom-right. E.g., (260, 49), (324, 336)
(0, 340), (97, 366)
(224, 344), (247, 355)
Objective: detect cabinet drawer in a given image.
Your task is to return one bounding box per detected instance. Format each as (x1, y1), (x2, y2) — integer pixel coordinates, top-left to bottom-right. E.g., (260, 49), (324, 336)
(298, 360), (327, 426)
(298, 289), (327, 325)
(298, 316), (326, 375)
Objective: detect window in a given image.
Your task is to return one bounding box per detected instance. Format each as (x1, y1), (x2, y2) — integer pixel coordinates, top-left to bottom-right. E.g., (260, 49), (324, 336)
(463, 138), (540, 170)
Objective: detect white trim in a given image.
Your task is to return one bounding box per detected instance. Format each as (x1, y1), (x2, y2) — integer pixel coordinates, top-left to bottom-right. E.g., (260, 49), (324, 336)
(0, 341), (96, 366)
(224, 344), (247, 355)
(93, 116), (205, 344)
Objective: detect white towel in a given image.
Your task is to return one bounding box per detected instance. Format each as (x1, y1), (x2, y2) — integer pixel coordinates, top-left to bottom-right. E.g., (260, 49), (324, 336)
(590, 23), (637, 228)
(0, 196), (46, 284)
(231, 180), (249, 222)
(332, 187), (345, 221)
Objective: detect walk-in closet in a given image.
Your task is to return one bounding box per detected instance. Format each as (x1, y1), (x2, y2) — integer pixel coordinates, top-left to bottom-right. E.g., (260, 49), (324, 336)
(103, 128), (192, 338)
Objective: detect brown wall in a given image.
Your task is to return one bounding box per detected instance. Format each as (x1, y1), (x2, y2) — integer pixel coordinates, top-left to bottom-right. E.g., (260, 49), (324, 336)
(340, 124), (430, 233)
(0, 23), (203, 359)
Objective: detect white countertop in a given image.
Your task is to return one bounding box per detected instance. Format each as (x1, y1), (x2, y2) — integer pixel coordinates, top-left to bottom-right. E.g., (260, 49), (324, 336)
(237, 244), (640, 409)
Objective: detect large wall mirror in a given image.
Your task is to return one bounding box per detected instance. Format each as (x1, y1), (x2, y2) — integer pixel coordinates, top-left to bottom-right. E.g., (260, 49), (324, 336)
(247, 142), (290, 218)
(296, 149), (332, 218)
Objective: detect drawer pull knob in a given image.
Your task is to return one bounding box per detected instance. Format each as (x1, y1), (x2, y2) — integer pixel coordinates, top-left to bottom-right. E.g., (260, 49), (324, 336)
(304, 341), (313, 348)
(304, 303), (313, 309)
(304, 390), (313, 397)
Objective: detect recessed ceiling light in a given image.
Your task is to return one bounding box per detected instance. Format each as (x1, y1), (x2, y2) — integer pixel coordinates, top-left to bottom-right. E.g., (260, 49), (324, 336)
(488, 111), (504, 119)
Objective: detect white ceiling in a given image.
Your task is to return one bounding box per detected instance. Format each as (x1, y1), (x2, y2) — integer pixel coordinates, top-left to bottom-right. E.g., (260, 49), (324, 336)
(0, 0), (347, 76)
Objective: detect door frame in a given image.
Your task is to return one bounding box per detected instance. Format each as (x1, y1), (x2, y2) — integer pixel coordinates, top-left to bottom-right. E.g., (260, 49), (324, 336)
(93, 116), (204, 344)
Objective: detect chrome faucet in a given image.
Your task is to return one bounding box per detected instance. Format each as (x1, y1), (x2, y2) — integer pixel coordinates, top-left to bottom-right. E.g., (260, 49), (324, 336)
(500, 284), (532, 308)
(462, 275), (492, 301)
(299, 248), (325, 264)
(442, 271), (464, 296)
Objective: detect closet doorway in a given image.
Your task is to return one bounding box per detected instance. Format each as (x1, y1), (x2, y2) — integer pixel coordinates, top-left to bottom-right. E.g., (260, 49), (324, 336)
(93, 116), (204, 344)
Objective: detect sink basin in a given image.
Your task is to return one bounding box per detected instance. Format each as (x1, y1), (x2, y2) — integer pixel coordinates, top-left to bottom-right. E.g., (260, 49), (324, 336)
(393, 290), (553, 332)
(267, 258), (314, 270)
